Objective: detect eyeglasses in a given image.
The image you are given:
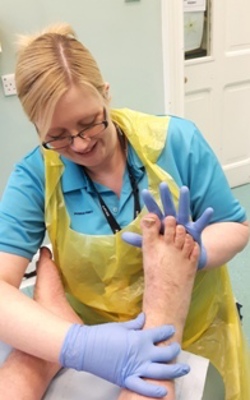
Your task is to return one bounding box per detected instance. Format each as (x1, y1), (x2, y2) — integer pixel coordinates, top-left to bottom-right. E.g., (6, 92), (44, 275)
(42, 107), (108, 150)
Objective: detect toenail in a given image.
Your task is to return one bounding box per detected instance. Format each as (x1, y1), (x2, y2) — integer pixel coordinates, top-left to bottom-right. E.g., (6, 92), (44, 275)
(143, 217), (156, 227)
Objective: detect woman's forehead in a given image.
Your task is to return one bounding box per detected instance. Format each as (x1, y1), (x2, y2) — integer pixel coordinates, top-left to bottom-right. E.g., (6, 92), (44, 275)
(37, 84), (104, 134)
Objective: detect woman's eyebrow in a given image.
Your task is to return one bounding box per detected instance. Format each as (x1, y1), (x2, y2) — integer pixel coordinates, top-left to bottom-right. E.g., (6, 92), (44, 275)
(78, 110), (101, 125)
(47, 128), (66, 137)
(47, 109), (103, 136)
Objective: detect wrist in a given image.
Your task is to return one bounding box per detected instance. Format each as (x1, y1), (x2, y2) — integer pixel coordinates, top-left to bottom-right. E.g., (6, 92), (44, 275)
(59, 323), (86, 370)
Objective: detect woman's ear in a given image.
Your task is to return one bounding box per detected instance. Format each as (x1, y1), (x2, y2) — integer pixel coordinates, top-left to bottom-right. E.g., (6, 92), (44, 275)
(103, 82), (110, 100)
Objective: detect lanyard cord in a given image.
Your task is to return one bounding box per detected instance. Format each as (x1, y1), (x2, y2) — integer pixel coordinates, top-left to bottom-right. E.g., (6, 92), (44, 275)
(83, 126), (141, 234)
(126, 162), (141, 218)
(84, 162), (141, 234)
(115, 124), (141, 219)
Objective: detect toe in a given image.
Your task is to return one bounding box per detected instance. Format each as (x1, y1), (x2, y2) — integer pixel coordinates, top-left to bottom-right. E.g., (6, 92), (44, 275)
(163, 216), (177, 243)
(141, 213), (161, 247)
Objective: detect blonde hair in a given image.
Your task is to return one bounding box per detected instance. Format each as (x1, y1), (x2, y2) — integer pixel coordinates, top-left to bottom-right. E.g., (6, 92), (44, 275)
(15, 23), (106, 134)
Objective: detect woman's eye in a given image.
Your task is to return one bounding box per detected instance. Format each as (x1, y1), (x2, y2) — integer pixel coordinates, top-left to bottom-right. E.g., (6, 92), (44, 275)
(79, 122), (93, 130)
(51, 133), (70, 140)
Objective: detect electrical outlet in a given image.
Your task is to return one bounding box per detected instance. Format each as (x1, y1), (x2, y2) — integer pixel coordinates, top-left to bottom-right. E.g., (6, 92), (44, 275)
(1, 74), (17, 96)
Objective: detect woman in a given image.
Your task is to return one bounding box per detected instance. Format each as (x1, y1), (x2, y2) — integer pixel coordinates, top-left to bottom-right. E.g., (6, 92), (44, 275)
(0, 23), (249, 399)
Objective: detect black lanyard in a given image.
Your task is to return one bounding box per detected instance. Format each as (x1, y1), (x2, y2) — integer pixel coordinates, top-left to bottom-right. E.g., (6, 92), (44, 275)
(84, 162), (141, 234)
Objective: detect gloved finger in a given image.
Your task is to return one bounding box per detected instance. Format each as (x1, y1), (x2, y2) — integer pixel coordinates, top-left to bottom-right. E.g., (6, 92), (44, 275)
(193, 207), (214, 233)
(121, 232), (142, 248)
(142, 189), (164, 220)
(143, 362), (190, 380)
(185, 224), (201, 244)
(125, 376), (167, 398)
(119, 313), (145, 330)
(177, 186), (190, 225)
(150, 342), (181, 363)
(197, 246), (207, 270)
(159, 182), (176, 217)
(144, 324), (175, 344)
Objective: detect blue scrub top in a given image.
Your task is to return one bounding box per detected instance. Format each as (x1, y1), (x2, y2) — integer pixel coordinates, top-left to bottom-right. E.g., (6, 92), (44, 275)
(0, 115), (246, 260)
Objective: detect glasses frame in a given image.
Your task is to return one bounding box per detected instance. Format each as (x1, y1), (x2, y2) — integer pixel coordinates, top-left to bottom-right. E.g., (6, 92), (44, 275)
(42, 107), (108, 150)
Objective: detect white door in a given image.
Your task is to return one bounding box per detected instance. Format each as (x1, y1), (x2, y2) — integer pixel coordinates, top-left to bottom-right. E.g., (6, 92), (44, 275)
(184, 0), (250, 187)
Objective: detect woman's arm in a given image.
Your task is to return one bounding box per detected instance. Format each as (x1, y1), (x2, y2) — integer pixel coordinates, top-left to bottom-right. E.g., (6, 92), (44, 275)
(0, 252), (72, 361)
(202, 221), (249, 269)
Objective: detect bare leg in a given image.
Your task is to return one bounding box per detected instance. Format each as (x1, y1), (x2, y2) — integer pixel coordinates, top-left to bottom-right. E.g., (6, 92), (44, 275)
(33, 247), (82, 325)
(118, 215), (199, 400)
(0, 247), (81, 400)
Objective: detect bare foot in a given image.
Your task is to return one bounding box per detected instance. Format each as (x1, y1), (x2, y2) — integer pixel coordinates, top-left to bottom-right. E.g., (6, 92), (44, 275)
(141, 214), (199, 332)
(141, 214), (199, 294)
(34, 247), (82, 324)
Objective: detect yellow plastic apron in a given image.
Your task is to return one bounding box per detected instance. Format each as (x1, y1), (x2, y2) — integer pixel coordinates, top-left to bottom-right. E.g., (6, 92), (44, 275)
(44, 109), (250, 400)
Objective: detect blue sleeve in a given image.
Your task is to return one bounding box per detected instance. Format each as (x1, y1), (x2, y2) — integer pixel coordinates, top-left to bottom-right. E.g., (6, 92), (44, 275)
(0, 147), (46, 259)
(157, 116), (246, 223)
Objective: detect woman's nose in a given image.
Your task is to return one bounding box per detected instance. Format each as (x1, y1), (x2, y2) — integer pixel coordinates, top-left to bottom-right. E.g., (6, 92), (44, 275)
(70, 135), (91, 152)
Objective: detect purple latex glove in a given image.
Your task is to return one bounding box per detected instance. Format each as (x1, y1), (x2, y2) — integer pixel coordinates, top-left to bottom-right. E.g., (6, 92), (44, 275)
(122, 183), (214, 269)
(59, 313), (190, 398)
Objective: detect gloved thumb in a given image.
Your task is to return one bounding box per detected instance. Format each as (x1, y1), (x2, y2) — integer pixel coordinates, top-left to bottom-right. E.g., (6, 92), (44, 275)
(119, 313), (145, 330)
(194, 207), (214, 233)
(122, 232), (143, 248)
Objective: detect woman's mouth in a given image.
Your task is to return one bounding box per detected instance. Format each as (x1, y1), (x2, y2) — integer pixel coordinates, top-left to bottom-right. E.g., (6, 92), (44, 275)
(77, 142), (98, 156)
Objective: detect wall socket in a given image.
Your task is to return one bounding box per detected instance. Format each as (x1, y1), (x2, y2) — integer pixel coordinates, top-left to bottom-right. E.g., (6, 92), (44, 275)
(1, 74), (17, 96)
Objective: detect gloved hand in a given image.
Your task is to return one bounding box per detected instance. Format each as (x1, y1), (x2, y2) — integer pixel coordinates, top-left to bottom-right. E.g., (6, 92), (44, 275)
(59, 313), (190, 398)
(122, 182), (214, 269)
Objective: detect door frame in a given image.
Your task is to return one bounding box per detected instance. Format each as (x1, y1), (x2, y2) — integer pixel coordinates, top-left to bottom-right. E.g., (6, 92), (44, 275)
(161, 0), (184, 116)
